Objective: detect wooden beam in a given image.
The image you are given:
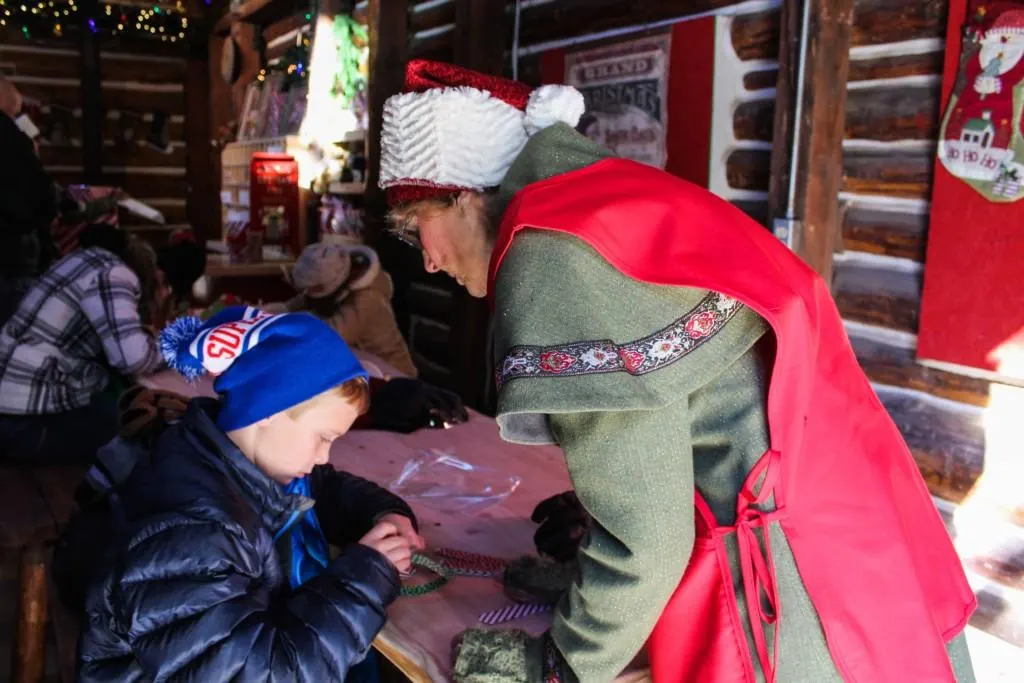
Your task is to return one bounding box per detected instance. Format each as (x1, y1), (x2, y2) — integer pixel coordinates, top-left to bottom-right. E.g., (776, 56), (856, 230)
(842, 207), (927, 262)
(734, 85), (941, 143)
(832, 257), (922, 333)
(78, 0), (104, 184)
(848, 51), (944, 82)
(449, 0), (510, 410)
(185, 0), (216, 241)
(516, 0), (736, 50)
(876, 386), (984, 504)
(767, 0), (854, 283)
(411, 0), (456, 34)
(454, 0), (509, 76)
(731, 0), (948, 63)
(842, 150), (933, 200)
(849, 333), (991, 408)
(365, 0), (409, 237)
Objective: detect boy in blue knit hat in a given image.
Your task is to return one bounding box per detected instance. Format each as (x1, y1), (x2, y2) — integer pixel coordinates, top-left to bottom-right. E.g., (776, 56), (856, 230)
(77, 306), (423, 683)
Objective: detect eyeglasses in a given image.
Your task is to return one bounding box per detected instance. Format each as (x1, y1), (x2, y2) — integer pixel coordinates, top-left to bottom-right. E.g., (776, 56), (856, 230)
(389, 214), (423, 250)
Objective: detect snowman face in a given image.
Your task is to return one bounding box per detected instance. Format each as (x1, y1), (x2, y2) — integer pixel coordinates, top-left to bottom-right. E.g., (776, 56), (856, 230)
(980, 32), (1024, 74)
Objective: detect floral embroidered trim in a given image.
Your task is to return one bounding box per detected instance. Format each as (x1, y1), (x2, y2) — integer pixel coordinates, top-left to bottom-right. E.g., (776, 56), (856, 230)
(496, 292), (742, 390)
(543, 633), (565, 683)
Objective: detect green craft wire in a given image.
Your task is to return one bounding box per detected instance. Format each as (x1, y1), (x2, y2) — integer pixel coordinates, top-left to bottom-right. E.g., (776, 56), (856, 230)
(399, 553), (452, 598)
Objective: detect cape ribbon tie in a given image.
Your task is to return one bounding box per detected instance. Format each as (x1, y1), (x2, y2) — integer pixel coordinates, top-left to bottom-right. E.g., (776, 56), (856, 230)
(735, 450), (783, 683)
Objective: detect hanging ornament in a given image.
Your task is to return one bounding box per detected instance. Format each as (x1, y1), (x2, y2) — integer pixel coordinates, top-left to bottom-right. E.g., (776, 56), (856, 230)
(939, 3), (1024, 202)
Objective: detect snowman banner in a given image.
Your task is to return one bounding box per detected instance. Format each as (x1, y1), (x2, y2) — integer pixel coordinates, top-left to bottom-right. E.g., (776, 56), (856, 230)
(939, 2), (1024, 202)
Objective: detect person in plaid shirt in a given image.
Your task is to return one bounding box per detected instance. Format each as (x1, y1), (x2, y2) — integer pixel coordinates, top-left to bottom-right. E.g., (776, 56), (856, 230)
(0, 224), (164, 462)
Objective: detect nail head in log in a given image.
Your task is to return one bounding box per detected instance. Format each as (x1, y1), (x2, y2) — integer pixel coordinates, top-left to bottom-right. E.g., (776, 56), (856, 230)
(851, 0), (949, 47)
(842, 151), (934, 200)
(733, 98), (775, 142)
(875, 386), (985, 504)
(726, 148), (771, 192)
(845, 85), (941, 141)
(842, 207), (928, 261)
(730, 9), (779, 62)
(848, 333), (991, 407)
(847, 51), (945, 83)
(833, 258), (922, 333)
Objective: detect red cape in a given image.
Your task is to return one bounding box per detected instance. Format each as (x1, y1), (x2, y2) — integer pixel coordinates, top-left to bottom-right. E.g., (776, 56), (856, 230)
(489, 158), (974, 682)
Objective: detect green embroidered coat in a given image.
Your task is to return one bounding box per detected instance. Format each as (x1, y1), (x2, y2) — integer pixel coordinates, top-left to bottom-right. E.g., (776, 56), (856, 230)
(474, 125), (975, 683)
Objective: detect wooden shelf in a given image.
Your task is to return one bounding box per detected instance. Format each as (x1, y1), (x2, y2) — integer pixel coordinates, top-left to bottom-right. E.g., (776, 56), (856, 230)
(328, 182), (367, 195)
(338, 130), (366, 143)
(206, 257), (295, 279)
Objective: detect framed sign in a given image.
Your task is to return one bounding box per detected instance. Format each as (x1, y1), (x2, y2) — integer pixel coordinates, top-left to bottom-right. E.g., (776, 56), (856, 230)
(564, 33), (672, 169)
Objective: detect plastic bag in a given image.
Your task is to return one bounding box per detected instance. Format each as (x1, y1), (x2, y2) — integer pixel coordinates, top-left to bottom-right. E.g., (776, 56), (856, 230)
(389, 449), (521, 514)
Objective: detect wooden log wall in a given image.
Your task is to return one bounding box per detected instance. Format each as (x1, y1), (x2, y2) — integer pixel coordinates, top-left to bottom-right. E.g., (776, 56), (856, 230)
(725, 0), (997, 499)
(0, 39), (190, 239)
(732, 0), (1024, 647)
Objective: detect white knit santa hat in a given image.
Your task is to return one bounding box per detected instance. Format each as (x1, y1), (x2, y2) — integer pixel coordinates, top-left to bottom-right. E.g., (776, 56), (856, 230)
(380, 59), (585, 205)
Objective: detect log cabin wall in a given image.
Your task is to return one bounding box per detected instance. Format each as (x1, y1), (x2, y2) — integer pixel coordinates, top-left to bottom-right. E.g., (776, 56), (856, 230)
(0, 37), (191, 242)
(734, 0), (1024, 652)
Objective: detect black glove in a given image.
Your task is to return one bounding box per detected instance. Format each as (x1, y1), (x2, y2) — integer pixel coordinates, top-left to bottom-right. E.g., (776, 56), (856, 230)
(369, 378), (469, 434)
(531, 491), (591, 562)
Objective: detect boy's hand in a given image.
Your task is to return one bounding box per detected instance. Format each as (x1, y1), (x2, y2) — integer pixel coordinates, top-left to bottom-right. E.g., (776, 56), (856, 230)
(377, 513), (426, 552)
(359, 521), (414, 574)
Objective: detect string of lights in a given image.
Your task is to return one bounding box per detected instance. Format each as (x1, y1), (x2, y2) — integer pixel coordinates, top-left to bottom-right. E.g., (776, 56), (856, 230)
(0, 0), (189, 42)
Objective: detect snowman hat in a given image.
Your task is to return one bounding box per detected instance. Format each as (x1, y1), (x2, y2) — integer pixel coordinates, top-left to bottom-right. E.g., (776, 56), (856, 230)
(380, 59), (586, 206)
(987, 10), (1024, 39)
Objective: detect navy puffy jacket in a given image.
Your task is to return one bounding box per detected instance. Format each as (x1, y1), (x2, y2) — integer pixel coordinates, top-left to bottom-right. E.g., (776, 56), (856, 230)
(78, 399), (412, 682)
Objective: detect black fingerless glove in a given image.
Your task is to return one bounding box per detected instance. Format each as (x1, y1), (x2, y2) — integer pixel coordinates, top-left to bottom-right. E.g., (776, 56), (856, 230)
(531, 490), (591, 562)
(369, 378), (470, 433)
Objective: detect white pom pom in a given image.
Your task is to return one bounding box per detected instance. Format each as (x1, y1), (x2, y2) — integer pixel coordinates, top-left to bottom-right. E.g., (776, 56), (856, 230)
(523, 85), (585, 136)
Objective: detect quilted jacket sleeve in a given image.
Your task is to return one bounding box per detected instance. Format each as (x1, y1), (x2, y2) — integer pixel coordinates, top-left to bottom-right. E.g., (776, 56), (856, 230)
(309, 464), (417, 546)
(86, 513), (399, 682)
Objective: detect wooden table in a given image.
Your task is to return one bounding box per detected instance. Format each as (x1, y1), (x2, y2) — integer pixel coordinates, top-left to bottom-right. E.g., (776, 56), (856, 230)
(145, 364), (650, 682)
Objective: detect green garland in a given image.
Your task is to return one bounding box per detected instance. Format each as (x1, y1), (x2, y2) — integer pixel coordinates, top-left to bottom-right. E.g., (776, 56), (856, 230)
(331, 13), (368, 107)
(400, 554), (452, 598)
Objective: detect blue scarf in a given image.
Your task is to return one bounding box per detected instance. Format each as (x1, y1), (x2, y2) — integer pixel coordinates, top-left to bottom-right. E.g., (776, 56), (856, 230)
(279, 476), (330, 589)
(277, 476), (382, 683)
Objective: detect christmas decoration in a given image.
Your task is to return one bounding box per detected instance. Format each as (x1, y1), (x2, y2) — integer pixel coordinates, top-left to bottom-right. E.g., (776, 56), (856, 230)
(478, 602), (552, 626)
(330, 13), (368, 108)
(0, 1), (189, 43)
(938, 2), (1024, 202)
(399, 554), (452, 598)
(435, 548), (507, 578)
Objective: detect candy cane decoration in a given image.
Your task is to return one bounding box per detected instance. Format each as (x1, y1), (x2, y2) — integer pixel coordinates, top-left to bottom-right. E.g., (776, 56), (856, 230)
(436, 547), (507, 577)
(478, 602), (552, 625)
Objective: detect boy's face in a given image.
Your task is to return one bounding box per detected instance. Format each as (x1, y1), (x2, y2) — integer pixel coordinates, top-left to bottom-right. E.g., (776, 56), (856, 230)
(249, 392), (361, 484)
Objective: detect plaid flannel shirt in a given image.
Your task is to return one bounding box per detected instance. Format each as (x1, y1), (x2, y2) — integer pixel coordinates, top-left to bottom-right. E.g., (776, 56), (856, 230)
(0, 247), (161, 415)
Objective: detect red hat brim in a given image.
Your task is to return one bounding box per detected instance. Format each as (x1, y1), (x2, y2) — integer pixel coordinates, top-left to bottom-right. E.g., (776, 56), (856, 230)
(386, 183), (464, 207)
(404, 59), (532, 111)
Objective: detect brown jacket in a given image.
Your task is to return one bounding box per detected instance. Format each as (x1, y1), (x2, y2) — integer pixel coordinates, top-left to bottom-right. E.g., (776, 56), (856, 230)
(284, 270), (417, 378)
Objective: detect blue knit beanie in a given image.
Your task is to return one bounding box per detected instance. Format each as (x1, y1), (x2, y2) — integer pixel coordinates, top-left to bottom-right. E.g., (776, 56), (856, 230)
(160, 306), (368, 431)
